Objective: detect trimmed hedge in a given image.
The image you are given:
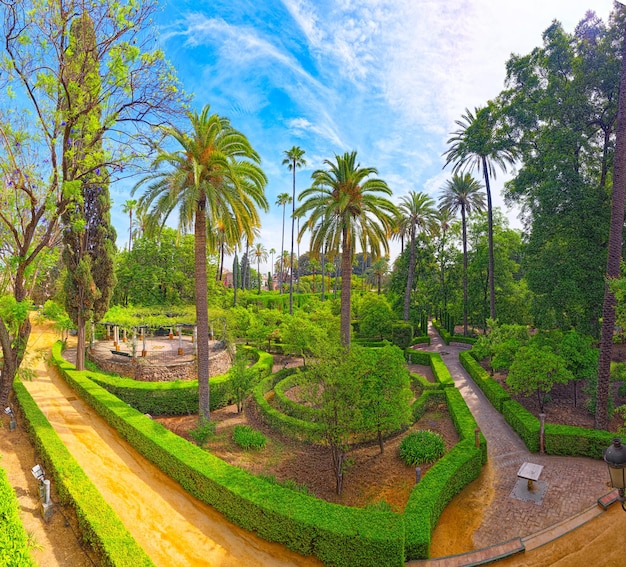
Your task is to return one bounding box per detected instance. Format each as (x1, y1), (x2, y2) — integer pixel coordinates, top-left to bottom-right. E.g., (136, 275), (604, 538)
(410, 335), (431, 346)
(273, 372), (319, 423)
(459, 351), (511, 412)
(431, 320), (476, 346)
(0, 459), (35, 566)
(544, 423), (614, 458)
(86, 347), (272, 416)
(407, 349), (454, 388)
(50, 345), (403, 567)
(12, 379), (154, 567)
(391, 323), (413, 350)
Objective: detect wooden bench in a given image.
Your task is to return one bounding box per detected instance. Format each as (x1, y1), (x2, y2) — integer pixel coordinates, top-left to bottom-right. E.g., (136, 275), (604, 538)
(111, 350), (131, 358)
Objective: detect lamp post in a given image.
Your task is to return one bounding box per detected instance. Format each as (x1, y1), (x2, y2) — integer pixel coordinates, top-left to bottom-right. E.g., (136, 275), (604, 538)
(604, 437), (626, 511)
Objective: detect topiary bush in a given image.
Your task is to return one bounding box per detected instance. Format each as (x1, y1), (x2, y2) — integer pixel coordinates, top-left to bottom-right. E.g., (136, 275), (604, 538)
(233, 425), (267, 450)
(399, 430), (446, 466)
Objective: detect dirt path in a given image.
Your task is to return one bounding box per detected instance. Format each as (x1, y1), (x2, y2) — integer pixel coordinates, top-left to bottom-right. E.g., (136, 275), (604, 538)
(18, 324), (320, 566)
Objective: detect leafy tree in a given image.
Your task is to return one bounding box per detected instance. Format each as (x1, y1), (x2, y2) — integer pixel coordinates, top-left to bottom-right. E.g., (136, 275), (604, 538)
(135, 105), (267, 421)
(0, 0), (185, 405)
(253, 242), (268, 293)
(229, 352), (258, 414)
(359, 345), (413, 453)
(439, 173), (485, 336)
(283, 147), (306, 313)
(443, 102), (518, 322)
(558, 330), (599, 407)
(61, 13), (116, 370)
(279, 313), (328, 365)
(368, 256), (389, 295)
(397, 191), (437, 322)
(358, 294), (395, 340)
(507, 344), (573, 412)
(297, 151), (396, 346)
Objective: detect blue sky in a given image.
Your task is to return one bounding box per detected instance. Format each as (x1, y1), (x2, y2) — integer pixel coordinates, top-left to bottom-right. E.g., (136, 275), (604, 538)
(111, 0), (616, 273)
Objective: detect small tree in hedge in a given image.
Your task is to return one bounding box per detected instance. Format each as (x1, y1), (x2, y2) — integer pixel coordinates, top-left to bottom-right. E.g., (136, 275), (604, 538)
(391, 322), (413, 349)
(360, 344), (412, 453)
(359, 295), (395, 340)
(558, 330), (598, 408)
(506, 344), (573, 412)
(229, 352), (258, 413)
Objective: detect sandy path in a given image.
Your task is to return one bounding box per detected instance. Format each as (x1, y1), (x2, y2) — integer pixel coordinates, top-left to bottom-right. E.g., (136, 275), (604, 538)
(23, 325), (320, 567)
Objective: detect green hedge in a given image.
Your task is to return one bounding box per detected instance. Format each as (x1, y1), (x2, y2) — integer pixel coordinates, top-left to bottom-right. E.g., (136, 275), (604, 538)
(87, 347), (272, 416)
(544, 423), (614, 458)
(405, 349), (454, 388)
(273, 372), (320, 423)
(431, 320), (476, 346)
(12, 380), (154, 567)
(410, 336), (430, 346)
(459, 351), (511, 412)
(50, 343), (404, 567)
(0, 459), (35, 567)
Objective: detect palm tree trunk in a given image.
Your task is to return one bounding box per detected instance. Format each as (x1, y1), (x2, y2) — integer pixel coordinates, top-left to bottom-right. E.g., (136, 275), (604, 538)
(340, 228), (352, 347)
(403, 229), (416, 321)
(596, 17), (626, 430)
(482, 157), (496, 321)
(461, 206), (468, 336)
(195, 197), (210, 421)
(289, 164), (296, 314)
(280, 204), (286, 294)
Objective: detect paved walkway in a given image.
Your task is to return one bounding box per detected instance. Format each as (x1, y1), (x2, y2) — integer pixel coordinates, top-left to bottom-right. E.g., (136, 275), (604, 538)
(408, 323), (611, 565)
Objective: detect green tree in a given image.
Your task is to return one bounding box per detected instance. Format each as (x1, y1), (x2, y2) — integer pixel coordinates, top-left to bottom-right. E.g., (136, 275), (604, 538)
(443, 102), (518, 322)
(122, 199), (138, 252)
(61, 12), (116, 370)
(397, 191), (437, 322)
(507, 344), (573, 412)
(360, 345), (413, 453)
(280, 313), (328, 365)
(359, 294), (395, 340)
(282, 147), (306, 313)
(439, 173), (485, 336)
(296, 151), (396, 346)
(369, 256), (389, 295)
(275, 192), (292, 293)
(0, 0), (184, 405)
(558, 330), (599, 407)
(135, 105), (267, 421)
(253, 242), (268, 293)
(229, 351), (258, 414)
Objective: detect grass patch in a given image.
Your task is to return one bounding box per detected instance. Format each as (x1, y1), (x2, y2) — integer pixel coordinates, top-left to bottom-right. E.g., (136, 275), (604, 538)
(233, 425), (267, 450)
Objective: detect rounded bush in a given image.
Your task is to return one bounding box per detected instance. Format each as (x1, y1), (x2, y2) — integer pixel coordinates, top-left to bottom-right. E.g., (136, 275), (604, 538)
(233, 425), (267, 450)
(399, 430), (445, 466)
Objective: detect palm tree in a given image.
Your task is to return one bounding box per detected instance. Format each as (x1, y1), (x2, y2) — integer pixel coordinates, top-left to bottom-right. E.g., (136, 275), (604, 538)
(443, 102), (517, 321)
(309, 257), (321, 293)
(439, 173), (485, 336)
(253, 242), (268, 293)
(122, 198), (137, 251)
(210, 214), (238, 281)
(275, 192), (292, 294)
(269, 247), (276, 284)
(596, 16), (626, 430)
(369, 257), (389, 295)
(134, 104), (268, 421)
(296, 151), (396, 346)
(282, 146), (306, 314)
(397, 191), (437, 321)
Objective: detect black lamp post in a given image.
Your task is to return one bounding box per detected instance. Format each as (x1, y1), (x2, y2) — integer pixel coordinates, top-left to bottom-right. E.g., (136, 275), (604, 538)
(604, 437), (626, 511)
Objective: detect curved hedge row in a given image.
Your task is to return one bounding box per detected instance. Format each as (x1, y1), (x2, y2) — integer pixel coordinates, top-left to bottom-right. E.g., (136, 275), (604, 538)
(12, 379), (154, 567)
(273, 372), (319, 422)
(431, 320), (477, 346)
(86, 347), (273, 416)
(461, 350), (614, 458)
(50, 344), (403, 566)
(0, 459), (35, 566)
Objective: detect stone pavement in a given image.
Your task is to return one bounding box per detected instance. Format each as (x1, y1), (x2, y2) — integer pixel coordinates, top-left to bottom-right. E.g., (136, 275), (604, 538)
(408, 323), (611, 564)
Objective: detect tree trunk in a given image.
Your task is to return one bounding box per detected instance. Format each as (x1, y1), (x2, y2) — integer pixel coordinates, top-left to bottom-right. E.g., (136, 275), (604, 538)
(0, 317), (30, 407)
(195, 197), (211, 421)
(75, 315), (86, 370)
(482, 157), (496, 321)
(340, 228), (352, 347)
(403, 228), (416, 321)
(462, 206), (468, 336)
(596, 17), (626, 430)
(378, 430), (384, 454)
(289, 166), (296, 314)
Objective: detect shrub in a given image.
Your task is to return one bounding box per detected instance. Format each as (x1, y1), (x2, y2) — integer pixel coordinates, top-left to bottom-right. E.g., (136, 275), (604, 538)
(188, 418), (217, 446)
(399, 430), (446, 466)
(391, 322), (413, 349)
(233, 425), (266, 450)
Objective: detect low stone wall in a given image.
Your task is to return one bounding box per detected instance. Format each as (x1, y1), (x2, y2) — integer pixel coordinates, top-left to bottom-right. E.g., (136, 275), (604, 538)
(87, 348), (232, 382)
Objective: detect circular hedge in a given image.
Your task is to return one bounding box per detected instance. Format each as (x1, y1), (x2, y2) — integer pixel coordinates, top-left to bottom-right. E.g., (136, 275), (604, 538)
(399, 430), (445, 466)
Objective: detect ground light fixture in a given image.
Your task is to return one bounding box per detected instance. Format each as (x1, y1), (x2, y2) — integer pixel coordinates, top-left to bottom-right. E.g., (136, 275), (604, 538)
(5, 406), (16, 430)
(604, 437), (626, 511)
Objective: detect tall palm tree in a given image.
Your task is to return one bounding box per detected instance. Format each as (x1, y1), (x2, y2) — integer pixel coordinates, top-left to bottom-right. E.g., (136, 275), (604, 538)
(596, 15), (626, 430)
(282, 146), (306, 314)
(309, 257), (321, 292)
(269, 247), (276, 286)
(296, 151), (396, 346)
(275, 192), (292, 294)
(122, 199), (137, 251)
(210, 214), (238, 282)
(253, 242), (268, 293)
(439, 173), (485, 336)
(443, 102), (517, 321)
(397, 191), (437, 321)
(134, 104), (267, 421)
(370, 256), (389, 295)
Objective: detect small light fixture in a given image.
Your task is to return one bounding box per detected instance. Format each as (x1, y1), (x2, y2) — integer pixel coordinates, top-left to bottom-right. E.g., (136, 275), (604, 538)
(604, 437), (626, 511)
(4, 407), (13, 416)
(31, 464), (45, 483)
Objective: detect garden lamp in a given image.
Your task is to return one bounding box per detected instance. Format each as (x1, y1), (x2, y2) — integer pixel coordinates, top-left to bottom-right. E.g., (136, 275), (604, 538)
(604, 437), (626, 511)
